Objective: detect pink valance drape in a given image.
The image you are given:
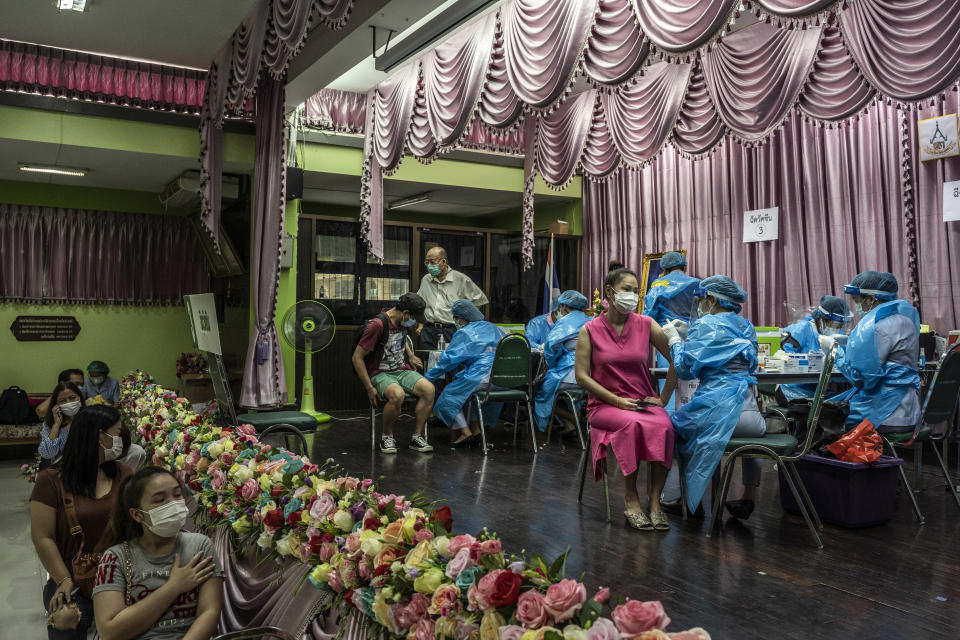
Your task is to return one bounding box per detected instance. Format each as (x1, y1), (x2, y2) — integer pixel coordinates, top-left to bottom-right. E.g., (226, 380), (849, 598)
(0, 204), (205, 305)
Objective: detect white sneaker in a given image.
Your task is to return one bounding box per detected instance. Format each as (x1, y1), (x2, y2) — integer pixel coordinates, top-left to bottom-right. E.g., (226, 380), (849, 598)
(409, 434), (434, 452)
(379, 435), (398, 454)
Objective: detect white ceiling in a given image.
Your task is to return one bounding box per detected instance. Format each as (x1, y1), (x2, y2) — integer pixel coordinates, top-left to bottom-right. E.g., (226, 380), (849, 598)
(0, 0), (256, 69)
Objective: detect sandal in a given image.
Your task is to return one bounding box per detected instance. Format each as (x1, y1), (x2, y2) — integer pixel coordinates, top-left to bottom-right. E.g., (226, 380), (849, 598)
(649, 510), (670, 531)
(624, 510), (653, 531)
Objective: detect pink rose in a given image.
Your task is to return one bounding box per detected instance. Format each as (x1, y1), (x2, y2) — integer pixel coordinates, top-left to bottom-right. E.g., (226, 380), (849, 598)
(319, 542), (337, 562)
(300, 542), (314, 560)
(479, 539), (501, 556)
(586, 618), (620, 640)
(345, 533), (361, 554)
(210, 468), (226, 490)
(241, 479), (260, 500)
(327, 569), (344, 593)
(544, 579), (587, 623)
(447, 534), (477, 557)
(445, 547), (475, 580)
(412, 619), (435, 640)
(396, 593), (430, 631)
(611, 601), (671, 638)
(667, 628), (711, 640)
(358, 558), (373, 580)
(499, 625), (525, 640)
(310, 492), (336, 519)
(361, 478), (374, 490)
(236, 424), (256, 436)
(593, 587), (610, 604)
(516, 589), (551, 629)
(219, 451), (236, 466)
(413, 528), (434, 543)
(344, 477), (360, 491)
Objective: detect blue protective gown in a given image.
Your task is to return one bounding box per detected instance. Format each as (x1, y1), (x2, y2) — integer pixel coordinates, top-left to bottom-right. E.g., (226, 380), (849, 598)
(525, 313), (554, 349)
(832, 300), (921, 428)
(425, 321), (506, 428)
(643, 271), (701, 411)
(533, 310), (588, 430)
(778, 318), (822, 402)
(670, 312), (759, 512)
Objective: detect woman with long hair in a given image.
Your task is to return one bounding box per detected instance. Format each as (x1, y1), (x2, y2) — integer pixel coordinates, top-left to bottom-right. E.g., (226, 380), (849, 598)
(30, 405), (133, 639)
(93, 466), (222, 640)
(38, 381), (85, 464)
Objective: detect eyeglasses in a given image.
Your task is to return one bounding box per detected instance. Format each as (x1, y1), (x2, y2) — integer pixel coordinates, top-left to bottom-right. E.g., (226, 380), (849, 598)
(424, 259), (445, 266)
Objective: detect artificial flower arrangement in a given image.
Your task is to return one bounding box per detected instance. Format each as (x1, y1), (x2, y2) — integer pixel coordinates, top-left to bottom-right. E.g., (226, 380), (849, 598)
(86, 394), (107, 406)
(116, 371), (710, 640)
(20, 453), (41, 483)
(176, 352), (209, 378)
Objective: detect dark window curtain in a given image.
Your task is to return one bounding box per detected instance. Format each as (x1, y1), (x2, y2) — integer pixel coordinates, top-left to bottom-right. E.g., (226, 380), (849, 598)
(0, 204), (205, 304)
(489, 234), (580, 323)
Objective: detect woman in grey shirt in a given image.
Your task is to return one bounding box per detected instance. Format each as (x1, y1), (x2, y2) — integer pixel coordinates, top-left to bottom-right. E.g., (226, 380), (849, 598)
(93, 467), (222, 640)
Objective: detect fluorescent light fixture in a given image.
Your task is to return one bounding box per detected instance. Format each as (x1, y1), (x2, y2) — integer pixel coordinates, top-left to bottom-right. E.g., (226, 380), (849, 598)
(57, 0), (89, 12)
(387, 193), (431, 210)
(19, 163), (88, 177)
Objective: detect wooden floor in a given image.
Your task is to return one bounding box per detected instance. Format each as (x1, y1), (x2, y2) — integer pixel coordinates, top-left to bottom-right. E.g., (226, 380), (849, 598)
(305, 411), (960, 639)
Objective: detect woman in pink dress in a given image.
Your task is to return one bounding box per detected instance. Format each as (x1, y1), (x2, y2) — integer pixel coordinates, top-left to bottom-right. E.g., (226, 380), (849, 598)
(575, 268), (678, 531)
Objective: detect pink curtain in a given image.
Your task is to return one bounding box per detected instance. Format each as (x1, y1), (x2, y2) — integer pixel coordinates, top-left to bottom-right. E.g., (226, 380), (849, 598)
(303, 88), (366, 133)
(632, 0), (735, 53)
(0, 39), (205, 112)
(0, 204), (204, 305)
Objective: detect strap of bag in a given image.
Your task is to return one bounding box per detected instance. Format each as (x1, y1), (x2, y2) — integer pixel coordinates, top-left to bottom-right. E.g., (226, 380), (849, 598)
(57, 474), (85, 541)
(123, 541), (133, 606)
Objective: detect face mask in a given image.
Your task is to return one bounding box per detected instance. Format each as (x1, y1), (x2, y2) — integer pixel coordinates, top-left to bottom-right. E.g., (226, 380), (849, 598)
(427, 264), (442, 277)
(401, 317), (417, 328)
(140, 499), (188, 538)
(102, 434), (124, 462)
(90, 376), (105, 385)
(697, 301), (711, 318)
(59, 401), (82, 417)
(855, 302), (868, 317)
(612, 291), (639, 314)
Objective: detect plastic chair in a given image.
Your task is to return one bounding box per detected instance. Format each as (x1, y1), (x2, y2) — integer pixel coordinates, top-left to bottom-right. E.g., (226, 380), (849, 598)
(881, 344), (960, 523)
(258, 423), (308, 457)
(706, 346), (838, 549)
(471, 334), (537, 454)
(212, 627), (296, 640)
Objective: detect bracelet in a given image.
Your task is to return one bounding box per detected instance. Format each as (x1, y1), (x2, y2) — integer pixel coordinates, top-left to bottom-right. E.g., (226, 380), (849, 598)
(57, 575), (73, 587)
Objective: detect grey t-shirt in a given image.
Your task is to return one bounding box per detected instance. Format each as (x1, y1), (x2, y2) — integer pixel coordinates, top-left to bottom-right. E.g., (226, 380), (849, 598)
(93, 532), (223, 640)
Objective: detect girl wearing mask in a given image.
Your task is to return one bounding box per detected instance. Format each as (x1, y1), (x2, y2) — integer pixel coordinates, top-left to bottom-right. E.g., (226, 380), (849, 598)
(574, 268), (678, 531)
(38, 382), (85, 464)
(93, 466), (222, 640)
(30, 406), (133, 640)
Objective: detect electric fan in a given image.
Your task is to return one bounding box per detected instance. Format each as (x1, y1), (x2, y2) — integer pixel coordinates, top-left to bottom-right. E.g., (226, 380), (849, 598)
(280, 300), (336, 422)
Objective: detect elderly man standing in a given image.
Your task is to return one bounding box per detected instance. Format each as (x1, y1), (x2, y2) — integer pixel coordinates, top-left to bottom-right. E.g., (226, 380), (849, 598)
(417, 245), (488, 349)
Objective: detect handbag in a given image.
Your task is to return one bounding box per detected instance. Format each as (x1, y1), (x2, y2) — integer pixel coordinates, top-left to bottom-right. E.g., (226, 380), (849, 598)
(58, 478), (102, 599)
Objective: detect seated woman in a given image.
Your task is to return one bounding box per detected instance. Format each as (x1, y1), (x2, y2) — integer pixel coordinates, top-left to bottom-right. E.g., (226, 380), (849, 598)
(524, 299), (559, 349)
(30, 405), (133, 640)
(425, 300), (506, 447)
(662, 275), (760, 515)
(82, 361), (120, 406)
(574, 268), (677, 531)
(776, 295), (852, 404)
(533, 290), (590, 436)
(38, 381), (85, 465)
(37, 370), (85, 422)
(826, 270), (921, 432)
(93, 466), (222, 640)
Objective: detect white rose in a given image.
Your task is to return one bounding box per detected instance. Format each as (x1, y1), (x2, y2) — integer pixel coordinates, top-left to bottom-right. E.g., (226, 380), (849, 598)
(275, 534), (294, 557)
(257, 531), (274, 549)
(432, 535), (451, 558)
(333, 510), (354, 532)
(360, 537), (383, 558)
(563, 625), (587, 640)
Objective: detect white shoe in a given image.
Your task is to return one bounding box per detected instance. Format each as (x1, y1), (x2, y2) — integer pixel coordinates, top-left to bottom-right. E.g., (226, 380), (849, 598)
(408, 434), (434, 452)
(379, 435), (398, 454)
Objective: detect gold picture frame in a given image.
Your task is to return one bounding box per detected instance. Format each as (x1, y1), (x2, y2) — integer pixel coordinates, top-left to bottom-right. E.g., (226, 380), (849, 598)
(640, 250), (687, 304)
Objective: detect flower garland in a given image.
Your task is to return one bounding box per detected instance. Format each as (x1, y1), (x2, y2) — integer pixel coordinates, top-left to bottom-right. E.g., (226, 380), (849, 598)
(117, 371), (710, 640)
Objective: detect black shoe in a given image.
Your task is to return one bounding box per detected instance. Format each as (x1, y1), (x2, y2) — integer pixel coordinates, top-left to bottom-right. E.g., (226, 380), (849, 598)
(724, 499), (755, 520)
(660, 498), (704, 518)
(449, 436), (473, 449)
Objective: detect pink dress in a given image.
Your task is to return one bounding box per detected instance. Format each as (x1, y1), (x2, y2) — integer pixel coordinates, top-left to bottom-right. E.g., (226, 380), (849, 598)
(585, 313), (674, 480)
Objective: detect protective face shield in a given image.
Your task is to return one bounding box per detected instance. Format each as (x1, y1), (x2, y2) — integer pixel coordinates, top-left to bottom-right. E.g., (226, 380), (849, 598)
(690, 288), (716, 320)
(843, 283), (895, 301)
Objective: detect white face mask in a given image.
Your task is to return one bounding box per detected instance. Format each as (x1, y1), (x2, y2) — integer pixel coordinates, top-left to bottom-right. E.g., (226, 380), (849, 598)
(855, 302), (868, 317)
(612, 291), (639, 314)
(140, 499), (188, 538)
(102, 434), (124, 462)
(59, 401), (82, 417)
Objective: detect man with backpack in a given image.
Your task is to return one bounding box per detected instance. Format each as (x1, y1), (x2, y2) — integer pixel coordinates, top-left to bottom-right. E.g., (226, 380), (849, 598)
(352, 293), (436, 454)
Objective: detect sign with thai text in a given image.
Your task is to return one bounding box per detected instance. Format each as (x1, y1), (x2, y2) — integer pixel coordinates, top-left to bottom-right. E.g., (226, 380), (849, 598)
(743, 207), (779, 243)
(11, 316), (81, 341)
(944, 180), (960, 222)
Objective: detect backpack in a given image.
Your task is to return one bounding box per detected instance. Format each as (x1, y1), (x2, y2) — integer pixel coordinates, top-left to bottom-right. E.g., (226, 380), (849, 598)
(0, 386), (32, 425)
(350, 313), (391, 377)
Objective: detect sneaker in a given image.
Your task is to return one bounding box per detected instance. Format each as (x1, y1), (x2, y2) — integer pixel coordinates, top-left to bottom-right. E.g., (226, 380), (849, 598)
(408, 434), (434, 453)
(379, 435), (398, 454)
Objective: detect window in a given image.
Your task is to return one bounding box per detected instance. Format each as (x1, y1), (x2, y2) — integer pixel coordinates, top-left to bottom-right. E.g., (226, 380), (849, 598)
(488, 235), (579, 323)
(418, 230), (485, 292)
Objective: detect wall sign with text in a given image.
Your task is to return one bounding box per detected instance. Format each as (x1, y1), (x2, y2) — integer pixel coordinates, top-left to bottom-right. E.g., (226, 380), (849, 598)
(11, 316), (81, 341)
(743, 207), (779, 243)
(944, 180), (960, 222)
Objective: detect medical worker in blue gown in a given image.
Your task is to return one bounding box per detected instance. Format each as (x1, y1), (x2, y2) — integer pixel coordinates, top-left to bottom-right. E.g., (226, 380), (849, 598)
(661, 276), (764, 515)
(425, 300), (506, 447)
(532, 290), (590, 435)
(821, 271), (921, 432)
(776, 295), (852, 404)
(525, 299), (559, 349)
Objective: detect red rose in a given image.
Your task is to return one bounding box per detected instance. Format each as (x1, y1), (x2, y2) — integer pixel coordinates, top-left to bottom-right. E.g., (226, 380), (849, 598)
(364, 517), (381, 530)
(188, 480), (202, 492)
(430, 506), (453, 532)
(477, 569), (523, 609)
(271, 486), (284, 497)
(321, 532), (334, 543)
(264, 508), (284, 529)
(286, 510), (303, 525)
(373, 564), (391, 577)
(208, 506), (220, 518)
(344, 589), (355, 607)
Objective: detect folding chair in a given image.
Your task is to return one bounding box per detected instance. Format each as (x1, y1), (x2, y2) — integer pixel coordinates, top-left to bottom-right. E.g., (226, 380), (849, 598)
(471, 334), (537, 454)
(881, 343), (960, 523)
(258, 423), (309, 458)
(212, 627), (296, 640)
(545, 387), (588, 449)
(707, 346), (838, 549)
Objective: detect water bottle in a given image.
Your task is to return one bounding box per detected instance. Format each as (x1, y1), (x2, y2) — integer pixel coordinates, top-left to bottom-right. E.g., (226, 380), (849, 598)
(437, 334), (447, 351)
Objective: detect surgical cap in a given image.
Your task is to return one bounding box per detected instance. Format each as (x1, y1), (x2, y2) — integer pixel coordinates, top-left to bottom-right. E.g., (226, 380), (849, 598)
(87, 360), (109, 374)
(700, 275), (747, 312)
(557, 290), (588, 310)
(660, 251), (687, 270)
(452, 299), (485, 323)
(550, 297), (560, 313)
(813, 295), (850, 321)
(848, 270), (898, 300)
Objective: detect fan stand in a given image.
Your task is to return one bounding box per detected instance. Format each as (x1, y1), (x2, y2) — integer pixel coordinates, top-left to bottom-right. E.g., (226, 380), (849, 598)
(300, 337), (331, 424)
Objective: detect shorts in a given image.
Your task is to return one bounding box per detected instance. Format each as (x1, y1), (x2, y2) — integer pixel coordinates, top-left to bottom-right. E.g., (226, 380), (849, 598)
(371, 370), (425, 398)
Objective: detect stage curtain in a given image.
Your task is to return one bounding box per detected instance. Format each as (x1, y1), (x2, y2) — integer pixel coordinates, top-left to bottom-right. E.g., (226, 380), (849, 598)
(631, 0), (735, 52)
(583, 0), (648, 87)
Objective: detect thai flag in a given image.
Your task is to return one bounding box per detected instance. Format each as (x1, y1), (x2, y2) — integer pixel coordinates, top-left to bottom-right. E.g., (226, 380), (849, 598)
(542, 235), (561, 314)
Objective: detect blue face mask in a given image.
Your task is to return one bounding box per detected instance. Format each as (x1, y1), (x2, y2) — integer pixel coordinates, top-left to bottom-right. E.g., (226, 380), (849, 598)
(401, 317), (417, 328)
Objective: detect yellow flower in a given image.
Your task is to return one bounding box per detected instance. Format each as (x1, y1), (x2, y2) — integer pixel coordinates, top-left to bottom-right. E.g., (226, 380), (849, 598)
(404, 540), (434, 570)
(259, 474), (272, 491)
(534, 628), (562, 640)
(480, 611), (506, 640)
(413, 567), (445, 595)
(310, 563), (331, 584)
(231, 515), (252, 535)
(221, 438), (235, 452)
(372, 592), (391, 628)
(436, 616), (458, 639)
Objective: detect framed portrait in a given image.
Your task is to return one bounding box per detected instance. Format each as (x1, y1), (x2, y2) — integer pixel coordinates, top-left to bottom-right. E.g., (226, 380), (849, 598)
(640, 250), (687, 304)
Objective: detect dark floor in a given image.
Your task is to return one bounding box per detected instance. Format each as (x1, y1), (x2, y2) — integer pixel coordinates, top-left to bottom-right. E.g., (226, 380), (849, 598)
(305, 410), (960, 639)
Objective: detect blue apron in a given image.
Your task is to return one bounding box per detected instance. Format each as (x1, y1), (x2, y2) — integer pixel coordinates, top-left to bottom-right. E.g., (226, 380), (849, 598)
(643, 271), (700, 412)
(533, 310), (588, 430)
(670, 312), (758, 512)
(525, 313), (553, 349)
(833, 300), (920, 427)
(425, 321), (506, 427)
(778, 319), (821, 402)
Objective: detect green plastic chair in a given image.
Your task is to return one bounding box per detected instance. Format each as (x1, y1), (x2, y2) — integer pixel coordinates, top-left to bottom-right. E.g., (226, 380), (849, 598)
(707, 346), (838, 549)
(881, 344), (960, 523)
(471, 333), (537, 454)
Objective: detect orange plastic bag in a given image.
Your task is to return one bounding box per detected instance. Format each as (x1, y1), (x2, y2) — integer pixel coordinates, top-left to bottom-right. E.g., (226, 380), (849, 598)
(827, 419), (883, 463)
